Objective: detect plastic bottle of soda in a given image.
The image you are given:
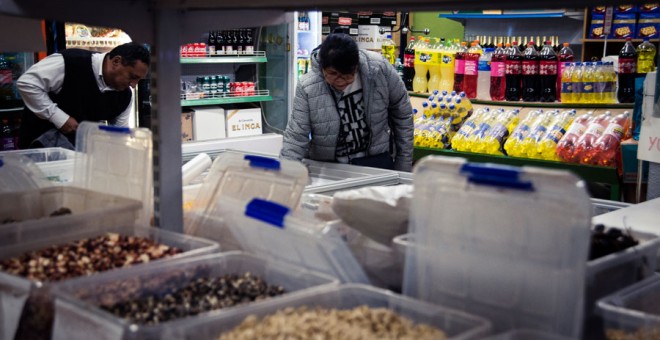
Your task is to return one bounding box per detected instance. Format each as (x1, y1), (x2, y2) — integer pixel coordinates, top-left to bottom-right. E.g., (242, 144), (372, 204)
(463, 42), (480, 99)
(556, 112), (594, 162)
(573, 112), (613, 164)
(637, 38), (656, 74)
(560, 63), (574, 103)
(1, 118), (15, 151)
(505, 42), (523, 101)
(557, 43), (575, 101)
(522, 42), (540, 102)
(427, 38), (442, 93)
(593, 62), (607, 103)
(438, 43), (456, 93)
(490, 43), (506, 101)
(538, 41), (558, 102)
(588, 111), (632, 166)
(453, 42), (468, 93)
(605, 62), (618, 104)
(571, 62), (584, 103)
(581, 62), (596, 104)
(618, 37), (638, 103)
(381, 34), (396, 65)
(537, 109), (577, 160)
(403, 37), (416, 91)
(413, 38), (430, 93)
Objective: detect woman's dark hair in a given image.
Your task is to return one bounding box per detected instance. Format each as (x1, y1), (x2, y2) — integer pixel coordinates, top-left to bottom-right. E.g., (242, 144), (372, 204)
(108, 42), (150, 67)
(318, 32), (359, 74)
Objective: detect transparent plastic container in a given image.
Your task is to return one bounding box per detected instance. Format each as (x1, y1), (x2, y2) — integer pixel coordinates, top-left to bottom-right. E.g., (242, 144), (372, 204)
(482, 329), (578, 340)
(213, 196), (370, 284)
(74, 122), (153, 226)
(404, 155), (592, 337)
(0, 223), (219, 340)
(0, 147), (78, 184)
(162, 284), (492, 339)
(597, 274), (660, 338)
(51, 252), (338, 340)
(0, 153), (49, 192)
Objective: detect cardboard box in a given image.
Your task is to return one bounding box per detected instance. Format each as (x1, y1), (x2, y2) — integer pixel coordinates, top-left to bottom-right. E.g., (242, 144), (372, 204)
(225, 108), (263, 138)
(610, 13), (637, 39)
(181, 111), (194, 142)
(192, 106), (227, 141)
(637, 12), (660, 38)
(357, 25), (390, 49)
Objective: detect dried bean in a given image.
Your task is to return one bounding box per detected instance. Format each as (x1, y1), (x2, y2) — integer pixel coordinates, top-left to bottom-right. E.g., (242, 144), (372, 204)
(218, 306), (447, 340)
(101, 272), (285, 325)
(0, 233), (183, 282)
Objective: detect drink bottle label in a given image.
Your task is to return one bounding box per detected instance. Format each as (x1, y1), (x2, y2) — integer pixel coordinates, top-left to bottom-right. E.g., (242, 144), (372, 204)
(465, 59), (478, 76)
(582, 82), (595, 94)
(505, 60), (522, 74)
(603, 123), (625, 140)
(546, 126), (567, 143)
(488, 123), (509, 143)
(539, 61), (558, 75)
(530, 125), (548, 142)
(594, 81), (607, 93)
(561, 81), (573, 93)
(584, 123), (606, 137)
(510, 124), (531, 141)
(441, 53), (454, 65)
(565, 121), (588, 137)
(491, 61), (505, 77)
(454, 59), (465, 74)
(522, 61), (539, 75)
(404, 53), (414, 67)
(618, 57), (637, 73)
(457, 121), (477, 137)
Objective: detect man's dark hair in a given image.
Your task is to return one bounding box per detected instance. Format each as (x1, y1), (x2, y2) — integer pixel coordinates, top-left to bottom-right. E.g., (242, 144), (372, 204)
(318, 32), (359, 74)
(108, 42), (150, 67)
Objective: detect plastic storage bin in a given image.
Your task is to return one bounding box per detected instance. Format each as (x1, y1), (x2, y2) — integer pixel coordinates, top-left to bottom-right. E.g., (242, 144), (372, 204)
(51, 252), (338, 340)
(597, 274), (660, 338)
(161, 284), (492, 339)
(212, 196), (370, 284)
(0, 147), (78, 184)
(482, 329), (578, 340)
(0, 222), (219, 340)
(404, 156), (592, 337)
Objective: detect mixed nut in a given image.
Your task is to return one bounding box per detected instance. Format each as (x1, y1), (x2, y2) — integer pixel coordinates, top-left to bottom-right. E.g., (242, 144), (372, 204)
(101, 272), (285, 325)
(0, 232), (183, 282)
(218, 305), (448, 340)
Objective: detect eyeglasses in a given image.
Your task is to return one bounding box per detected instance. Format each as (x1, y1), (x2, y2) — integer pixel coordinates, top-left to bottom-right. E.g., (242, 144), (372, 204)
(323, 68), (356, 82)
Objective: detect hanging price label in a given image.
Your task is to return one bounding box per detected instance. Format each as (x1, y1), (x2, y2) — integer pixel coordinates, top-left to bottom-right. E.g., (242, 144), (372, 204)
(604, 6), (614, 35)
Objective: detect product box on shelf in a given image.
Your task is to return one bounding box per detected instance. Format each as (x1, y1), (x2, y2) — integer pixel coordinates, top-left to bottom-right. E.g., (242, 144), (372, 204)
(225, 108), (262, 138)
(192, 106), (227, 141)
(158, 284), (492, 339)
(51, 252), (338, 340)
(637, 13), (660, 38)
(610, 13), (638, 39)
(615, 4), (639, 13)
(181, 110), (194, 142)
(0, 222), (219, 340)
(640, 3), (660, 13)
(590, 14), (607, 39)
(357, 25), (390, 50)
(597, 274), (660, 338)
(403, 156), (592, 337)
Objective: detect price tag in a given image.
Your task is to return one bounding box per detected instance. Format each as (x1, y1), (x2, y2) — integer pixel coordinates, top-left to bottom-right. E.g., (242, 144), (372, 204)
(603, 6), (614, 35)
(639, 72), (660, 162)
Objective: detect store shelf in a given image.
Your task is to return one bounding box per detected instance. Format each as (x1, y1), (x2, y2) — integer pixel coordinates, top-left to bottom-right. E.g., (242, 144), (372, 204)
(413, 146), (621, 200)
(181, 90), (272, 106)
(439, 12), (565, 19)
(65, 37), (126, 49)
(408, 92), (634, 109)
(180, 51), (267, 64)
(582, 39), (660, 43)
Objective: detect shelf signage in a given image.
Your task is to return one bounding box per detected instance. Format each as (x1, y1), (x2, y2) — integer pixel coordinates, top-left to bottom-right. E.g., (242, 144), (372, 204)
(604, 6), (614, 35)
(638, 72), (660, 162)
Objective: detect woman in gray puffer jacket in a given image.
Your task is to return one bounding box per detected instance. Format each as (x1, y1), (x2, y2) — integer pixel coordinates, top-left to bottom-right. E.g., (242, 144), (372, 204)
(280, 32), (414, 171)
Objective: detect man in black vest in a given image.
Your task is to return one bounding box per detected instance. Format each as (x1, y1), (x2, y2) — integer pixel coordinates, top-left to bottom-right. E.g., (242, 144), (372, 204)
(16, 42), (150, 149)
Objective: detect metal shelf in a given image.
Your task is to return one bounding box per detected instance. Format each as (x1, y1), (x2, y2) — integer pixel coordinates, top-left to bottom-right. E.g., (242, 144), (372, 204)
(439, 12), (565, 19)
(582, 39), (660, 43)
(181, 89), (272, 106)
(180, 51), (267, 64)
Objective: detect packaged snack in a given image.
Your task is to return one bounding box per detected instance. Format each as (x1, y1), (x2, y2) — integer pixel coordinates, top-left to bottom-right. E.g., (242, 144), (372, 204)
(638, 13), (660, 38)
(593, 6), (607, 14)
(610, 13), (637, 39)
(616, 4), (638, 13)
(590, 14), (607, 39)
(639, 3), (660, 13)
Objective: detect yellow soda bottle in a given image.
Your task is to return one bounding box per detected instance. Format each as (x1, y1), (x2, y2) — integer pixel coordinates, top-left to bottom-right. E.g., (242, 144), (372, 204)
(452, 107), (488, 151)
(536, 109), (577, 160)
(413, 38), (430, 93)
(427, 38), (442, 93)
(466, 108), (498, 152)
(593, 62), (606, 104)
(480, 109), (520, 155)
(581, 62), (596, 104)
(381, 34), (396, 65)
(439, 48), (456, 93)
(605, 62), (618, 104)
(504, 109), (544, 157)
(560, 62), (574, 103)
(522, 110), (557, 158)
(571, 62), (583, 103)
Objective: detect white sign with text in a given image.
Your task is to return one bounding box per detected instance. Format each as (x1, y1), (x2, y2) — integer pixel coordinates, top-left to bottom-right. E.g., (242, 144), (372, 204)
(638, 72), (660, 163)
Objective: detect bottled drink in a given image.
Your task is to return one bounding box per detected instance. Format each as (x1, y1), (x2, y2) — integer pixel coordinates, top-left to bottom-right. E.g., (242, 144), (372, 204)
(637, 39), (656, 74)
(571, 62), (584, 103)
(403, 37), (416, 90)
(593, 62), (607, 103)
(427, 38), (442, 93)
(476, 48), (493, 100)
(588, 111), (632, 166)
(463, 42), (480, 99)
(560, 63), (575, 103)
(1, 119), (15, 151)
(215, 31), (225, 55)
(518, 110), (555, 157)
(573, 112), (613, 164)
(208, 31), (217, 55)
(224, 31), (234, 55)
(536, 110), (577, 160)
(481, 109), (520, 155)
(604, 62), (618, 104)
(522, 42), (540, 102)
(413, 39), (430, 93)
(438, 46), (455, 93)
(557, 43), (575, 101)
(503, 109), (544, 156)
(381, 34), (396, 65)
(245, 29), (254, 54)
(581, 62), (596, 104)
(490, 43), (506, 101)
(453, 42), (468, 93)
(394, 58), (404, 81)
(557, 112), (594, 162)
(618, 37), (638, 103)
(505, 42), (523, 101)
(0, 54), (13, 104)
(539, 41), (558, 102)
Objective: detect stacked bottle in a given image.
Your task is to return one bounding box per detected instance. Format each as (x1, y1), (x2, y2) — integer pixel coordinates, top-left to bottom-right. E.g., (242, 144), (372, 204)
(522, 42), (540, 102)
(505, 42), (523, 101)
(413, 38), (430, 93)
(561, 62), (617, 104)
